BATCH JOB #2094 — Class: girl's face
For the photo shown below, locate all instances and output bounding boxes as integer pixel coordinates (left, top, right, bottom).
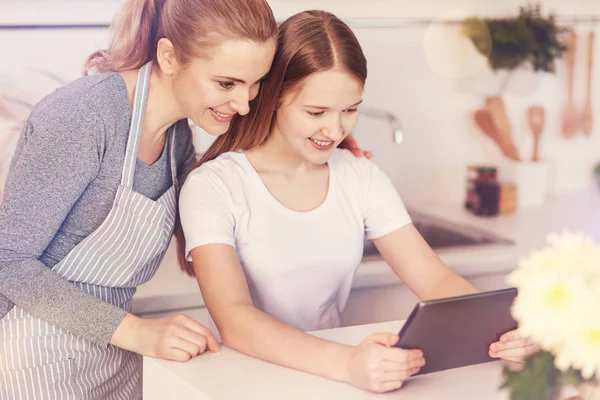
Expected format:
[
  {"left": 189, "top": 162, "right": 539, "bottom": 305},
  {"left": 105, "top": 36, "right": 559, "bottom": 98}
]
[
  {"left": 272, "top": 69, "right": 364, "bottom": 165},
  {"left": 171, "top": 38, "right": 277, "bottom": 136}
]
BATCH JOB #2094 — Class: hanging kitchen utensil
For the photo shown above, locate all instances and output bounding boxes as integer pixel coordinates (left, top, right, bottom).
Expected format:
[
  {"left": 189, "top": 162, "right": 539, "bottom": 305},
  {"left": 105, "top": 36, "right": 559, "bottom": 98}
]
[
  {"left": 527, "top": 105, "right": 545, "bottom": 162},
  {"left": 484, "top": 97, "right": 520, "bottom": 161},
  {"left": 474, "top": 108, "right": 520, "bottom": 161},
  {"left": 582, "top": 30, "right": 595, "bottom": 136},
  {"left": 562, "top": 30, "right": 579, "bottom": 139}
]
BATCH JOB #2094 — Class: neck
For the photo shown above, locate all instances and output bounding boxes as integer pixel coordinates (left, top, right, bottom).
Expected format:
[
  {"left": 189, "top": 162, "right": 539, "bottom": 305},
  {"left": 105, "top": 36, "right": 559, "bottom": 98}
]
[
  {"left": 248, "top": 127, "right": 323, "bottom": 178},
  {"left": 140, "top": 65, "right": 185, "bottom": 143}
]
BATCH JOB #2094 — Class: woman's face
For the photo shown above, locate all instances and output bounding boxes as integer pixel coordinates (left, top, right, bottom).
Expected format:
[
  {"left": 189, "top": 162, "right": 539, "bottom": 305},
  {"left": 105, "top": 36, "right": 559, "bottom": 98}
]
[
  {"left": 171, "top": 38, "right": 277, "bottom": 136},
  {"left": 272, "top": 69, "right": 364, "bottom": 165}
]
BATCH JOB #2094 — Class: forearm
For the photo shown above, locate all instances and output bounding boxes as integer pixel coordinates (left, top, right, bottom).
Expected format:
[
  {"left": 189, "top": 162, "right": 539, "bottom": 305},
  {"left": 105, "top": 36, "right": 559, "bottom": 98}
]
[
  {"left": 421, "top": 270, "right": 478, "bottom": 301},
  {"left": 220, "top": 304, "right": 353, "bottom": 383},
  {"left": 0, "top": 259, "right": 127, "bottom": 346}
]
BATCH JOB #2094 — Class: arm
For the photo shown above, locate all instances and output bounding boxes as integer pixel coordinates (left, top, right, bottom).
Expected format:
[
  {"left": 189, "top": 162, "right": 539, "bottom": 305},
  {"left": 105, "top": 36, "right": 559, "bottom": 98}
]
[
  {"left": 373, "top": 224, "right": 477, "bottom": 301},
  {"left": 375, "top": 228, "right": 539, "bottom": 362},
  {"left": 190, "top": 244, "right": 424, "bottom": 392},
  {"left": 191, "top": 244, "right": 352, "bottom": 381},
  {"left": 0, "top": 117, "right": 126, "bottom": 346}
]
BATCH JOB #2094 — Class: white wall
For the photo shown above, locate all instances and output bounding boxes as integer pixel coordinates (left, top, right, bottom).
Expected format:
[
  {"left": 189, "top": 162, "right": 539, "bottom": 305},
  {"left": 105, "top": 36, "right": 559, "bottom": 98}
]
[{"left": 2, "top": 0, "right": 600, "bottom": 204}]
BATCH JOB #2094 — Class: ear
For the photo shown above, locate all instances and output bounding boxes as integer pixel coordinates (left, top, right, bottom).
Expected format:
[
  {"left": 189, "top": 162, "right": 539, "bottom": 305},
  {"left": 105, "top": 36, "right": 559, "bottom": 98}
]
[{"left": 156, "top": 38, "right": 179, "bottom": 76}]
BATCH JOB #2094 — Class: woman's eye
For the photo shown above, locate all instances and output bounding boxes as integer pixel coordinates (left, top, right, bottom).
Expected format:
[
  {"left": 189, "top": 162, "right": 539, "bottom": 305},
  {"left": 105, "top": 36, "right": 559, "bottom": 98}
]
[
  {"left": 345, "top": 108, "right": 358, "bottom": 113},
  {"left": 218, "top": 81, "right": 235, "bottom": 90},
  {"left": 307, "top": 111, "right": 325, "bottom": 117}
]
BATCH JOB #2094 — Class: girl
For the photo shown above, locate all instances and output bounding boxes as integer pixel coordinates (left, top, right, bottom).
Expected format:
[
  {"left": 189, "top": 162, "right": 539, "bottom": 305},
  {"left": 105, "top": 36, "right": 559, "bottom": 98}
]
[{"left": 179, "top": 10, "right": 540, "bottom": 393}]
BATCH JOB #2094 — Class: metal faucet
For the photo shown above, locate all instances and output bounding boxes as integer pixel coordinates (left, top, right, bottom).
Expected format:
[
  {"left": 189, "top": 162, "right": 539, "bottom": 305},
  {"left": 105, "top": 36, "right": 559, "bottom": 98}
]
[{"left": 358, "top": 106, "right": 404, "bottom": 144}]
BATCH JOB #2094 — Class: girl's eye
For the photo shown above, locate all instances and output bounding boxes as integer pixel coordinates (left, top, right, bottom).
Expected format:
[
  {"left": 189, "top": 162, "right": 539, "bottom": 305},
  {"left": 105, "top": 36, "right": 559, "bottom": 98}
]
[
  {"left": 307, "top": 111, "right": 325, "bottom": 117},
  {"left": 345, "top": 108, "right": 358, "bottom": 113},
  {"left": 218, "top": 81, "right": 235, "bottom": 90}
]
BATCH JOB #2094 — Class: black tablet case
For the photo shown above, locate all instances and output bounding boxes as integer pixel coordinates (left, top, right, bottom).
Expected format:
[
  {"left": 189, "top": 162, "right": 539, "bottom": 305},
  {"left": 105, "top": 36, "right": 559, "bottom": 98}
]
[{"left": 396, "top": 288, "right": 518, "bottom": 375}]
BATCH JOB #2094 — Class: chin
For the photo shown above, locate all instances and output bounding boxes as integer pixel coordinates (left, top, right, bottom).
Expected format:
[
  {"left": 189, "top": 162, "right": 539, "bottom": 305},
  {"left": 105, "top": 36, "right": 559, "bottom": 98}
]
[
  {"left": 307, "top": 152, "right": 334, "bottom": 165},
  {"left": 194, "top": 118, "right": 231, "bottom": 137}
]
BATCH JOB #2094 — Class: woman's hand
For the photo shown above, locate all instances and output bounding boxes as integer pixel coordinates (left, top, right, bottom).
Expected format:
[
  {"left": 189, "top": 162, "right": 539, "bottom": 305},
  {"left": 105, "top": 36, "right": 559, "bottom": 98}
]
[
  {"left": 345, "top": 332, "right": 424, "bottom": 393},
  {"left": 340, "top": 133, "right": 373, "bottom": 159},
  {"left": 111, "top": 313, "right": 220, "bottom": 361},
  {"left": 488, "top": 329, "right": 540, "bottom": 363}
]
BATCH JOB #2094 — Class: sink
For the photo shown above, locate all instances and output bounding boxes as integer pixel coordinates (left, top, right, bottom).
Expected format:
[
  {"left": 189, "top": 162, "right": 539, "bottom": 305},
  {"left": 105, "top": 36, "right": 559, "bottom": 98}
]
[{"left": 362, "top": 209, "right": 513, "bottom": 257}]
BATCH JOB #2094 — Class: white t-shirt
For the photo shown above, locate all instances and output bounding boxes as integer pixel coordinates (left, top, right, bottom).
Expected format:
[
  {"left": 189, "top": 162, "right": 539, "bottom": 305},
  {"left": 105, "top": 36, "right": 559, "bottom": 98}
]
[{"left": 179, "top": 149, "right": 411, "bottom": 332}]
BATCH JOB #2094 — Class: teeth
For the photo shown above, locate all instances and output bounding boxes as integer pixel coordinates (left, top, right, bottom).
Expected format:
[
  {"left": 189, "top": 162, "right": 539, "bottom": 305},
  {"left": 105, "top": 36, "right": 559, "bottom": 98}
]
[
  {"left": 310, "top": 138, "right": 332, "bottom": 147},
  {"left": 212, "top": 109, "right": 231, "bottom": 118}
]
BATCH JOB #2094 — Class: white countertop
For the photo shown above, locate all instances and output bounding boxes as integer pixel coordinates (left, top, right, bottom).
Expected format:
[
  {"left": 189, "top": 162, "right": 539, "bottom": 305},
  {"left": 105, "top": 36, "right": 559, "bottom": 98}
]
[
  {"left": 132, "top": 188, "right": 600, "bottom": 314},
  {"left": 143, "top": 320, "right": 510, "bottom": 400}
]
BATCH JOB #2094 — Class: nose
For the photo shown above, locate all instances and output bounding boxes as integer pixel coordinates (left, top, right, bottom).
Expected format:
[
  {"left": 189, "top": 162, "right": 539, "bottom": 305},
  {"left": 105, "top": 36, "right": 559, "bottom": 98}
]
[
  {"left": 322, "top": 120, "right": 345, "bottom": 141},
  {"left": 230, "top": 90, "right": 251, "bottom": 116}
]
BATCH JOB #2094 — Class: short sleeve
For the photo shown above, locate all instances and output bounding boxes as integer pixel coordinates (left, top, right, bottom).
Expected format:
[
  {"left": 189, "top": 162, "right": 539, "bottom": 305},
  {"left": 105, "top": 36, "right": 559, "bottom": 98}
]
[
  {"left": 363, "top": 160, "right": 411, "bottom": 239},
  {"left": 179, "top": 168, "right": 236, "bottom": 261}
]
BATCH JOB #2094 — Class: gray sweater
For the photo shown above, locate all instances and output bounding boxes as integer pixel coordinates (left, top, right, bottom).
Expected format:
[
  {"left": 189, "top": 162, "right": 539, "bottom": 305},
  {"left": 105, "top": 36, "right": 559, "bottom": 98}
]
[{"left": 0, "top": 72, "right": 196, "bottom": 347}]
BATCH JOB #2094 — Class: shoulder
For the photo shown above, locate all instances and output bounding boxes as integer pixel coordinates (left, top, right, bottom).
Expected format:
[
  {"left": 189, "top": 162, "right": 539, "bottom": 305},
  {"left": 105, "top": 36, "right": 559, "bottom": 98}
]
[
  {"left": 27, "top": 72, "right": 128, "bottom": 144},
  {"left": 181, "top": 151, "right": 247, "bottom": 195},
  {"left": 330, "top": 148, "right": 381, "bottom": 183}
]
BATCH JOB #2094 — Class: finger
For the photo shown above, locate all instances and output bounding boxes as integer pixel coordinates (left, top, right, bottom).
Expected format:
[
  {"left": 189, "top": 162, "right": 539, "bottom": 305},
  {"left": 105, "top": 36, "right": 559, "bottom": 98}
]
[
  {"left": 166, "top": 347, "right": 193, "bottom": 362},
  {"left": 176, "top": 327, "right": 208, "bottom": 354},
  {"left": 169, "top": 336, "right": 201, "bottom": 358},
  {"left": 344, "top": 133, "right": 358, "bottom": 147},
  {"left": 382, "top": 347, "right": 424, "bottom": 364},
  {"left": 366, "top": 333, "right": 399, "bottom": 347},
  {"left": 378, "top": 380, "right": 404, "bottom": 393},
  {"left": 179, "top": 316, "right": 220, "bottom": 352},
  {"left": 382, "top": 366, "right": 420, "bottom": 381},
  {"left": 490, "top": 344, "right": 540, "bottom": 360},
  {"left": 365, "top": 151, "right": 373, "bottom": 159},
  {"left": 350, "top": 147, "right": 365, "bottom": 157},
  {"left": 490, "top": 337, "right": 533, "bottom": 352},
  {"left": 384, "top": 356, "right": 425, "bottom": 371},
  {"left": 499, "top": 329, "right": 524, "bottom": 342}
]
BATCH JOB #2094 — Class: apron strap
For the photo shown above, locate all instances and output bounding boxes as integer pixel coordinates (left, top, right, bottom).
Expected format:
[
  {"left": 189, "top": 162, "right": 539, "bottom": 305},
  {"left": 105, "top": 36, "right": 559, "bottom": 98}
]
[
  {"left": 121, "top": 61, "right": 153, "bottom": 188},
  {"left": 169, "top": 124, "right": 178, "bottom": 187}
]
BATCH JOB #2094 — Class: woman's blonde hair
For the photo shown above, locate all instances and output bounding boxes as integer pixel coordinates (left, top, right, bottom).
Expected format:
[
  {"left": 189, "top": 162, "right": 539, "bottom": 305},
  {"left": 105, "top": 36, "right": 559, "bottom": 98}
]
[{"left": 84, "top": 0, "right": 278, "bottom": 74}]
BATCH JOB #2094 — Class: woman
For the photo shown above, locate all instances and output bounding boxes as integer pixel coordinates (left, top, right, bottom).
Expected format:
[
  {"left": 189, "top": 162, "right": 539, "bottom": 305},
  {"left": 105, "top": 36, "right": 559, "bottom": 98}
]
[
  {"left": 0, "top": 0, "right": 282, "bottom": 398},
  {"left": 178, "top": 10, "right": 541, "bottom": 393}
]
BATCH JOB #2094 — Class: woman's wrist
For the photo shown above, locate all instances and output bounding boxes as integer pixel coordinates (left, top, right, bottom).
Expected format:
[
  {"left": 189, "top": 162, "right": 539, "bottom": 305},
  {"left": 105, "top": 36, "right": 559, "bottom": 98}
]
[{"left": 109, "top": 312, "right": 140, "bottom": 348}]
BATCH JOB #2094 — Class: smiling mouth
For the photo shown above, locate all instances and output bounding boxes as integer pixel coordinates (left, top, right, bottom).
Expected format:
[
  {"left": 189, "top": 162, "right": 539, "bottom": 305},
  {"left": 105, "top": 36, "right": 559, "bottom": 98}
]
[
  {"left": 309, "top": 138, "right": 335, "bottom": 150},
  {"left": 209, "top": 108, "right": 235, "bottom": 122}
]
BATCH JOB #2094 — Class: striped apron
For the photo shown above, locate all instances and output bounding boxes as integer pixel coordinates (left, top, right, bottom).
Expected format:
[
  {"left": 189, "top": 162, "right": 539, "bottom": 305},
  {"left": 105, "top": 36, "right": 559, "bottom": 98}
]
[{"left": 0, "top": 61, "right": 178, "bottom": 400}]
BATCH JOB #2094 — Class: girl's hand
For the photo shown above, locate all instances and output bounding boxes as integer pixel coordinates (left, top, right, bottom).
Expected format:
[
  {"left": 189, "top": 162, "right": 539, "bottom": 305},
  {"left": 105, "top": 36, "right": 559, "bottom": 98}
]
[
  {"left": 489, "top": 329, "right": 540, "bottom": 363},
  {"left": 345, "top": 332, "right": 424, "bottom": 393}
]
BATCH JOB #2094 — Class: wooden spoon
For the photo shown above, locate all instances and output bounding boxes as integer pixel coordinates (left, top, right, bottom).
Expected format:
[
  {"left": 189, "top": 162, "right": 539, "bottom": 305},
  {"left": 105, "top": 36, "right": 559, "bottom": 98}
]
[
  {"left": 562, "top": 30, "right": 579, "bottom": 139},
  {"left": 582, "top": 31, "right": 595, "bottom": 136},
  {"left": 474, "top": 108, "right": 520, "bottom": 161},
  {"left": 484, "top": 97, "right": 520, "bottom": 161},
  {"left": 527, "top": 105, "right": 545, "bottom": 162}
]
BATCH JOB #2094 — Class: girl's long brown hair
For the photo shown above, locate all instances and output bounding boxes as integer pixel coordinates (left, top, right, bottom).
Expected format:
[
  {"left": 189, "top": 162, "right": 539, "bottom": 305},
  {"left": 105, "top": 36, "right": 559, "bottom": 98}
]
[{"left": 176, "top": 10, "right": 367, "bottom": 276}]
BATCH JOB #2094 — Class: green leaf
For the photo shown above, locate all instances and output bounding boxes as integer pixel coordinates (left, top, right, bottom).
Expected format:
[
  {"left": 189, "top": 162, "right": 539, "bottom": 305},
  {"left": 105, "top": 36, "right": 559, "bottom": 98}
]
[
  {"left": 460, "top": 3, "right": 568, "bottom": 74},
  {"left": 501, "top": 351, "right": 562, "bottom": 400}
]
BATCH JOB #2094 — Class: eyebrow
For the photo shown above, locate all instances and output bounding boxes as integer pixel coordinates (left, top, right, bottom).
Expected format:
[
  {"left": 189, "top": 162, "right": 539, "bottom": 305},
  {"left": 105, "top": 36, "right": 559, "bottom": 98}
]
[
  {"left": 214, "top": 72, "right": 269, "bottom": 85},
  {"left": 303, "top": 100, "right": 363, "bottom": 110}
]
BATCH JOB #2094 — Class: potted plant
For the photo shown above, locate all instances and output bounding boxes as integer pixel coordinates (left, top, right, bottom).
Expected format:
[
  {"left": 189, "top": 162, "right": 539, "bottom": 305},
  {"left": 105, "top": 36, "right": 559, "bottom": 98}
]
[
  {"left": 462, "top": 4, "right": 569, "bottom": 208},
  {"left": 503, "top": 232, "right": 600, "bottom": 399}
]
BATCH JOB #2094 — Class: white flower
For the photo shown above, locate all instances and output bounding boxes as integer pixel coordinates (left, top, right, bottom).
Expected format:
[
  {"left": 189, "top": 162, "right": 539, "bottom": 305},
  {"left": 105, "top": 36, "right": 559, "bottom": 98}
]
[{"left": 507, "top": 231, "right": 600, "bottom": 378}]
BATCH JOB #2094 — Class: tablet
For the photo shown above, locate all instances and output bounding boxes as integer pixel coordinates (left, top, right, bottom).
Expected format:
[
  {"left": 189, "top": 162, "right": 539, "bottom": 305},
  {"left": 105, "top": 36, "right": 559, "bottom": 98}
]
[{"left": 395, "top": 288, "right": 518, "bottom": 375}]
